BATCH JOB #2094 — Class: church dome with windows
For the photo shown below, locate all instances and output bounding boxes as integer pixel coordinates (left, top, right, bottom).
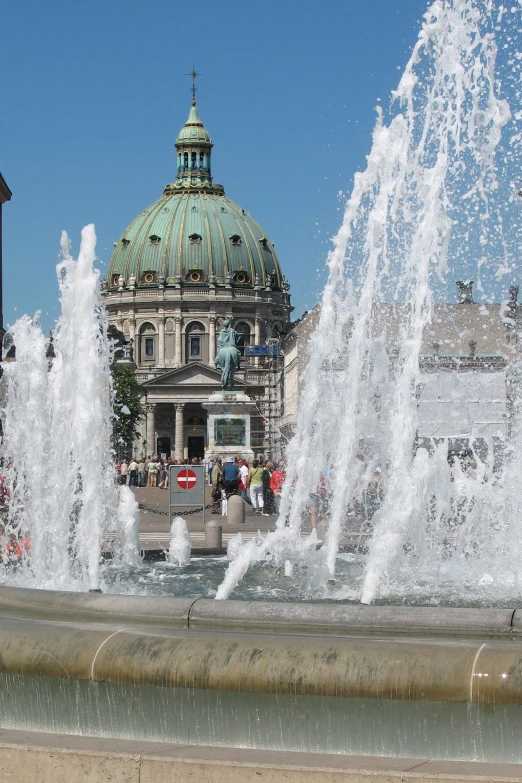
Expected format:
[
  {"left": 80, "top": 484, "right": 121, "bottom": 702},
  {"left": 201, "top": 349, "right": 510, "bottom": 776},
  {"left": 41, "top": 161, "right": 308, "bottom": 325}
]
[
  {"left": 106, "top": 102, "right": 284, "bottom": 292},
  {"left": 102, "top": 90, "right": 291, "bottom": 463}
]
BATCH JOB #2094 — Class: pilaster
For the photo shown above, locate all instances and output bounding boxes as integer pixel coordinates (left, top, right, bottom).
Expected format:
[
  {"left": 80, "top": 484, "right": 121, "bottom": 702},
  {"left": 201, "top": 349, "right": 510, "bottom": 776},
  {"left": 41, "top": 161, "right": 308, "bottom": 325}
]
[
  {"left": 146, "top": 404, "right": 156, "bottom": 456},
  {"left": 158, "top": 313, "right": 165, "bottom": 368},
  {"left": 209, "top": 316, "right": 216, "bottom": 366},
  {"left": 174, "top": 317, "right": 182, "bottom": 365},
  {"left": 174, "top": 403, "right": 185, "bottom": 461}
]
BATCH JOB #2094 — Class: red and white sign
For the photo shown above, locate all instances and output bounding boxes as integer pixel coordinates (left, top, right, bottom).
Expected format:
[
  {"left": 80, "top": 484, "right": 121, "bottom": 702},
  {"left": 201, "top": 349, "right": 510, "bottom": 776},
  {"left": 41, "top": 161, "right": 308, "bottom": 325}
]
[{"left": 176, "top": 469, "right": 198, "bottom": 490}]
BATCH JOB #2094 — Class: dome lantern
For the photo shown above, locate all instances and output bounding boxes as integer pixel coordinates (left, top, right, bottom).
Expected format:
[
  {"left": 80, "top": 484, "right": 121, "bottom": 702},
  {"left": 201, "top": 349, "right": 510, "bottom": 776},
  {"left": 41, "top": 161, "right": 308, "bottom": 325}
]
[{"left": 164, "top": 99, "right": 224, "bottom": 196}]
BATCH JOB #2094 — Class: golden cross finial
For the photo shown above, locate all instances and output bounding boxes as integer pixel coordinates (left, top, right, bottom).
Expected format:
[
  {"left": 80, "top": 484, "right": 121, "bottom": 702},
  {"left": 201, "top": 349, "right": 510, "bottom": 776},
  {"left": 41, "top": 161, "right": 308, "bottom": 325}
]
[{"left": 185, "top": 65, "right": 202, "bottom": 106}]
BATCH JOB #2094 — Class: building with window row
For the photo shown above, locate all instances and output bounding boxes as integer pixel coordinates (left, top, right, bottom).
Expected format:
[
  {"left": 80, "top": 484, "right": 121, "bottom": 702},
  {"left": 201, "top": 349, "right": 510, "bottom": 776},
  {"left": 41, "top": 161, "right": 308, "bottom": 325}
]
[
  {"left": 281, "top": 282, "right": 522, "bottom": 471},
  {"left": 102, "top": 98, "right": 292, "bottom": 460}
]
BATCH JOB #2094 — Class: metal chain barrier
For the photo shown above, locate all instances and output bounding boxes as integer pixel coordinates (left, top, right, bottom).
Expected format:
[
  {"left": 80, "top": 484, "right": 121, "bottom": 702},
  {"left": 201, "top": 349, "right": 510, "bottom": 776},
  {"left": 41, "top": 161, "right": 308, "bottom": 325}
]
[{"left": 137, "top": 503, "right": 213, "bottom": 516}]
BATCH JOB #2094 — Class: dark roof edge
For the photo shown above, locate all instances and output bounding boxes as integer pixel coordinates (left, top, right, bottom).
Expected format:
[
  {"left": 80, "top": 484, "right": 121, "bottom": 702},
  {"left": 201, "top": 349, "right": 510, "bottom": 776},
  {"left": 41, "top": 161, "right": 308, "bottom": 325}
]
[{"left": 0, "top": 172, "right": 12, "bottom": 204}]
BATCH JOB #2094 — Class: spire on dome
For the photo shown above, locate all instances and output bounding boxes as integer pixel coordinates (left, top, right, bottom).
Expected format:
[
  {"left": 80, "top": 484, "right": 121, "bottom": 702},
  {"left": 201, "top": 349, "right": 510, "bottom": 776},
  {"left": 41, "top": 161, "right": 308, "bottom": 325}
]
[{"left": 184, "top": 65, "right": 201, "bottom": 107}]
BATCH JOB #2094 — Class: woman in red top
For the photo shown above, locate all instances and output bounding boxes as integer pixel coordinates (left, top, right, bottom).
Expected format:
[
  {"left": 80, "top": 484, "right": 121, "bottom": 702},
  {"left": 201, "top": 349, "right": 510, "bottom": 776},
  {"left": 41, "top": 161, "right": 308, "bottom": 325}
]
[{"left": 270, "top": 460, "right": 285, "bottom": 514}]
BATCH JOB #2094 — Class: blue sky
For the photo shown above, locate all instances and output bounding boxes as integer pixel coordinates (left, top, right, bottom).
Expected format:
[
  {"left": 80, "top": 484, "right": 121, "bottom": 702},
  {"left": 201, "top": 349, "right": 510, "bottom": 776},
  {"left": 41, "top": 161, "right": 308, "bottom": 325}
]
[{"left": 2, "top": 0, "right": 437, "bottom": 332}]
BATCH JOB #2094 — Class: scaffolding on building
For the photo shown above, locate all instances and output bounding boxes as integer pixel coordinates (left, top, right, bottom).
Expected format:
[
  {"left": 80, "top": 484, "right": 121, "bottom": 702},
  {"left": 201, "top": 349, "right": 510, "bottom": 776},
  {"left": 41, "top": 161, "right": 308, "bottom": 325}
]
[{"left": 239, "top": 342, "right": 284, "bottom": 459}]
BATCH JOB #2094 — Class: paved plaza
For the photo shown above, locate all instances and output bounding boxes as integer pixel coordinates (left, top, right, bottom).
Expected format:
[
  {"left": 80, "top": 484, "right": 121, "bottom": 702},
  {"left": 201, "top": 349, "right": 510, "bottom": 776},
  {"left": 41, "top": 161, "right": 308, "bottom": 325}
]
[
  {"left": 134, "top": 485, "right": 278, "bottom": 552},
  {"left": 133, "top": 486, "right": 370, "bottom": 553}
]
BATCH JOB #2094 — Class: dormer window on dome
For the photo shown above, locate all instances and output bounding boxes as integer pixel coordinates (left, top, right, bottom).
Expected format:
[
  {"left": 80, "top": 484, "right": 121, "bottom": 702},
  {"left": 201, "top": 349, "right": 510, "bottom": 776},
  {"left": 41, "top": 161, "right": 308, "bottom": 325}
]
[
  {"left": 189, "top": 233, "right": 202, "bottom": 245},
  {"left": 111, "top": 274, "right": 120, "bottom": 287},
  {"left": 259, "top": 237, "right": 269, "bottom": 249},
  {"left": 121, "top": 238, "right": 130, "bottom": 247},
  {"left": 233, "top": 271, "right": 249, "bottom": 285},
  {"left": 186, "top": 269, "right": 204, "bottom": 283},
  {"left": 149, "top": 235, "right": 161, "bottom": 246},
  {"left": 229, "top": 234, "right": 242, "bottom": 246},
  {"left": 141, "top": 271, "right": 157, "bottom": 284}
]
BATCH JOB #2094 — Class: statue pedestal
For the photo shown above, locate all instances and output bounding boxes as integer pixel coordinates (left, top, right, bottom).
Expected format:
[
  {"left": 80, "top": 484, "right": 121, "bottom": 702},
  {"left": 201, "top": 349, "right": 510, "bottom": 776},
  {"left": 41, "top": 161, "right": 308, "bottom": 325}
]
[{"left": 203, "top": 392, "right": 256, "bottom": 462}]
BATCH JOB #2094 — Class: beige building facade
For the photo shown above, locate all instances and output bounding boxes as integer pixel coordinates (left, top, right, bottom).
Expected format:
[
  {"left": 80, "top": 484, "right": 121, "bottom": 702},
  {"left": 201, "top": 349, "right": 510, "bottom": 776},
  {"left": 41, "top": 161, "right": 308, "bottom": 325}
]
[{"left": 280, "top": 282, "right": 522, "bottom": 460}]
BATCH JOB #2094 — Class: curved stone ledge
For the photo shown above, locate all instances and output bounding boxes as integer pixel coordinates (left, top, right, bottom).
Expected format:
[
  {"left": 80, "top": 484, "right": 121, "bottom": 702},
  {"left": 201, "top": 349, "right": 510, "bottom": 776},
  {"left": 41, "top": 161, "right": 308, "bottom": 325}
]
[
  {"left": 0, "top": 586, "right": 518, "bottom": 638},
  {"left": 189, "top": 598, "right": 518, "bottom": 638},
  {"left": 0, "top": 586, "right": 193, "bottom": 628},
  {"left": 0, "top": 614, "right": 521, "bottom": 703}
]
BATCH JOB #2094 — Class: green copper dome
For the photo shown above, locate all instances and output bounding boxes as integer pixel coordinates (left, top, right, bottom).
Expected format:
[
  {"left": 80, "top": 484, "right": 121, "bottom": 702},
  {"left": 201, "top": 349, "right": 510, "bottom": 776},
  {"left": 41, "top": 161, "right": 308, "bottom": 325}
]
[
  {"left": 106, "top": 101, "right": 283, "bottom": 290},
  {"left": 107, "top": 192, "right": 281, "bottom": 288}
]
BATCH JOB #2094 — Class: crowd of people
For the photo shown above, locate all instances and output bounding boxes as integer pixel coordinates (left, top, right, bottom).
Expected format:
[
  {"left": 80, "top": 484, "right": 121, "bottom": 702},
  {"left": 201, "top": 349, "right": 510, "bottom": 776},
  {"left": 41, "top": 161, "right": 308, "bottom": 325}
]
[
  {"left": 0, "top": 477, "right": 28, "bottom": 565},
  {"left": 209, "top": 457, "right": 286, "bottom": 516},
  {"left": 0, "top": 523, "right": 30, "bottom": 564},
  {"left": 116, "top": 454, "right": 287, "bottom": 517},
  {"left": 116, "top": 456, "right": 205, "bottom": 489}
]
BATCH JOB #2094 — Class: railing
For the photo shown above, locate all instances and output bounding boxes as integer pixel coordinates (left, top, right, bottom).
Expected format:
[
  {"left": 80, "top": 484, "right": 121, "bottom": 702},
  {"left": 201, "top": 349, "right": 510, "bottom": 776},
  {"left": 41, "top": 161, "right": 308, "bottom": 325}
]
[
  {"left": 182, "top": 288, "right": 209, "bottom": 297},
  {"left": 245, "top": 372, "right": 269, "bottom": 385}
]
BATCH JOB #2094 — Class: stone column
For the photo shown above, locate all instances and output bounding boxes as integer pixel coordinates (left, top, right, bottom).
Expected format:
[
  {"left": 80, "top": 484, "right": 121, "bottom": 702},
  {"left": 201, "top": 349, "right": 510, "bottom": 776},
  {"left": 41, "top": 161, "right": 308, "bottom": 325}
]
[
  {"left": 174, "top": 403, "right": 184, "bottom": 461},
  {"left": 158, "top": 314, "right": 165, "bottom": 368},
  {"left": 128, "top": 315, "right": 135, "bottom": 343},
  {"left": 128, "top": 317, "right": 136, "bottom": 363},
  {"left": 146, "top": 404, "right": 155, "bottom": 456},
  {"left": 254, "top": 319, "right": 261, "bottom": 366},
  {"left": 174, "top": 316, "right": 182, "bottom": 365},
  {"left": 209, "top": 316, "right": 216, "bottom": 365}
]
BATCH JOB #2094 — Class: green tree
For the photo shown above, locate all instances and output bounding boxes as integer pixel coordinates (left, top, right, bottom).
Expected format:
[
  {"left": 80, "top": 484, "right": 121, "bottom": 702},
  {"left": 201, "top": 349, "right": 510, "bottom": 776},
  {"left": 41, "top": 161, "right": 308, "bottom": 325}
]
[{"left": 112, "top": 364, "right": 144, "bottom": 459}]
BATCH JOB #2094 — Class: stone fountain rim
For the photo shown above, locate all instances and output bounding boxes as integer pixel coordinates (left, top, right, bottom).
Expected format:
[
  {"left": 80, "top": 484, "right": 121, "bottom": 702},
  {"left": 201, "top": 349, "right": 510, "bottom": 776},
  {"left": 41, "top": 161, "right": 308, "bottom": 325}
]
[
  {"left": 0, "top": 584, "right": 519, "bottom": 638},
  {"left": 0, "top": 585, "right": 522, "bottom": 704}
]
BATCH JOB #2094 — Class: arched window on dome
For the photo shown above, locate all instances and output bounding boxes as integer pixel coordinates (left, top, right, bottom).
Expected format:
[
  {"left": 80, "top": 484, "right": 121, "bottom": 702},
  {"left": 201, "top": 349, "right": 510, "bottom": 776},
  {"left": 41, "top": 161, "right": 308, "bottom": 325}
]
[
  {"left": 235, "top": 322, "right": 251, "bottom": 357},
  {"left": 185, "top": 321, "right": 206, "bottom": 363},
  {"left": 138, "top": 322, "right": 157, "bottom": 365},
  {"left": 191, "top": 151, "right": 197, "bottom": 170}
]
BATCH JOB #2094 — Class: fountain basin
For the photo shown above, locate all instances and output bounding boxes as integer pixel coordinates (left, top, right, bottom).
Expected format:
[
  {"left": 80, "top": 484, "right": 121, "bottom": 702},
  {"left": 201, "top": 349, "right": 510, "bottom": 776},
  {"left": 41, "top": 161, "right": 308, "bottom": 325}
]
[{"left": 1, "top": 586, "right": 522, "bottom": 767}]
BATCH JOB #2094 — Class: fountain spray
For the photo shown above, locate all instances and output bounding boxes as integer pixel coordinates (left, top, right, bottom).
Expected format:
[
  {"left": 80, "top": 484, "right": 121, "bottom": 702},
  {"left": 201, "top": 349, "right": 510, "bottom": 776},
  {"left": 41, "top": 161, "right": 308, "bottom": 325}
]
[
  {"left": 216, "top": 0, "right": 522, "bottom": 603},
  {"left": 0, "top": 225, "right": 138, "bottom": 590}
]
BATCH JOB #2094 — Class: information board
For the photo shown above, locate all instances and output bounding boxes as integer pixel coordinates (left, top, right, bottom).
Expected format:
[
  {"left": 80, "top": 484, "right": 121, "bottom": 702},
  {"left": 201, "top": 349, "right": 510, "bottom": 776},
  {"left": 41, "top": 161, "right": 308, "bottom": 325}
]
[
  {"left": 214, "top": 417, "right": 246, "bottom": 446},
  {"left": 245, "top": 345, "right": 278, "bottom": 356}
]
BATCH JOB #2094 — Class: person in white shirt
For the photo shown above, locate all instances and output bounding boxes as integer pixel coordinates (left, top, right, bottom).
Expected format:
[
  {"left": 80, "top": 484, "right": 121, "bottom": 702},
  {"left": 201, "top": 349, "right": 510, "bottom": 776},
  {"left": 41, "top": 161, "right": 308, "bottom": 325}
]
[
  {"left": 128, "top": 459, "right": 138, "bottom": 487},
  {"left": 147, "top": 459, "right": 157, "bottom": 487}
]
